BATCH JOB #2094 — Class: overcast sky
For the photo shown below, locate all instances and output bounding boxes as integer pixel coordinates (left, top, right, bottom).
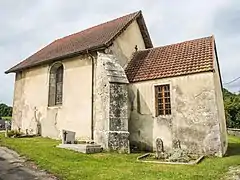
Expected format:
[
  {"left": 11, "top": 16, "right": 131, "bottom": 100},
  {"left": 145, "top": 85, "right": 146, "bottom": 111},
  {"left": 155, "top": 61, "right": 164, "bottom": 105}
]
[{"left": 0, "top": 0, "right": 240, "bottom": 105}]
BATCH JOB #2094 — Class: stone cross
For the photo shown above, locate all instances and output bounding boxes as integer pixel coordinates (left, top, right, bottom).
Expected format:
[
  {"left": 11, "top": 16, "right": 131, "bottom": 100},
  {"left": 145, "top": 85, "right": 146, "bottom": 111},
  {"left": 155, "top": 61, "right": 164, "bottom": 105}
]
[
  {"left": 62, "top": 130, "right": 76, "bottom": 144},
  {"left": 173, "top": 139, "right": 181, "bottom": 149},
  {"left": 63, "top": 131, "right": 67, "bottom": 142},
  {"left": 156, "top": 138, "right": 164, "bottom": 159}
]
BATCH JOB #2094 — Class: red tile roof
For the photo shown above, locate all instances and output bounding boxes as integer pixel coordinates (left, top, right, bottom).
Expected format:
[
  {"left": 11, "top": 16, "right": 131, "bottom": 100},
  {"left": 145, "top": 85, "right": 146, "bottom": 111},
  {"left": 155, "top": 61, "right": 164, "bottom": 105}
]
[
  {"left": 6, "top": 11, "right": 153, "bottom": 73},
  {"left": 125, "top": 36, "right": 215, "bottom": 82}
]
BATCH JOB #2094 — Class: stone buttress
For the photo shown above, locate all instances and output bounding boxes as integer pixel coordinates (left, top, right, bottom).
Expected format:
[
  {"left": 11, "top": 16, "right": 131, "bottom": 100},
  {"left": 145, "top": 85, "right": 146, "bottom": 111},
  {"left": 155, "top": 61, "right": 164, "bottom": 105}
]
[{"left": 94, "top": 52, "right": 129, "bottom": 153}]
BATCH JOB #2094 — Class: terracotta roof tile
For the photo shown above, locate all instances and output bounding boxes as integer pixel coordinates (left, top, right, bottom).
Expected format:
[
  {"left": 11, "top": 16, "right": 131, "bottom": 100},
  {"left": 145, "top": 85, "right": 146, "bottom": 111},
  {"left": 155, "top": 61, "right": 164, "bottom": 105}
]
[
  {"left": 125, "top": 36, "right": 215, "bottom": 82},
  {"left": 6, "top": 11, "right": 153, "bottom": 73}
]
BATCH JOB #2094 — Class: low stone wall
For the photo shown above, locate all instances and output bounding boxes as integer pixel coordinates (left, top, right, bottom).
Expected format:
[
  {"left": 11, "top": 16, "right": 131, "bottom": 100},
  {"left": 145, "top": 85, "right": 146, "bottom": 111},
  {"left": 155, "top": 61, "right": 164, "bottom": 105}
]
[{"left": 227, "top": 128, "right": 240, "bottom": 137}]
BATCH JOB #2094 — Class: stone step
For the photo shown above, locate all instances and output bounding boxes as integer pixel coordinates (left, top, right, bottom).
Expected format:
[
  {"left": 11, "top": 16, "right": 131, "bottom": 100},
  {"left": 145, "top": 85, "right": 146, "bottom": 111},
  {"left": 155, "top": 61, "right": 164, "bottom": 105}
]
[{"left": 57, "top": 144, "right": 102, "bottom": 154}]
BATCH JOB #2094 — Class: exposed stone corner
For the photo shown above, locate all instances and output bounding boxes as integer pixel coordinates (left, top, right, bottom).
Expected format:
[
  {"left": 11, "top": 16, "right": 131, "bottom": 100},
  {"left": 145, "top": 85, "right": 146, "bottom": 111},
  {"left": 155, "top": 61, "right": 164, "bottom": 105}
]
[{"left": 94, "top": 52, "right": 130, "bottom": 153}]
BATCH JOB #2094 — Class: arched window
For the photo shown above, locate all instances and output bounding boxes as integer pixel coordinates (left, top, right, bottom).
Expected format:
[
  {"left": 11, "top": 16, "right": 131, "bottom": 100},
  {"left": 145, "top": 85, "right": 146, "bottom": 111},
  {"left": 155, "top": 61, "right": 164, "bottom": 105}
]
[{"left": 48, "top": 63, "right": 64, "bottom": 106}]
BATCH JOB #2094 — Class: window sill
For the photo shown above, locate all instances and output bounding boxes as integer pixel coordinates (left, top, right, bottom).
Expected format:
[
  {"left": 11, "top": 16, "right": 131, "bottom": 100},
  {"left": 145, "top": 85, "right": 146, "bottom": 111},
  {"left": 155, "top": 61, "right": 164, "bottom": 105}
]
[
  {"left": 47, "top": 105, "right": 62, "bottom": 110},
  {"left": 155, "top": 114, "right": 172, "bottom": 118}
]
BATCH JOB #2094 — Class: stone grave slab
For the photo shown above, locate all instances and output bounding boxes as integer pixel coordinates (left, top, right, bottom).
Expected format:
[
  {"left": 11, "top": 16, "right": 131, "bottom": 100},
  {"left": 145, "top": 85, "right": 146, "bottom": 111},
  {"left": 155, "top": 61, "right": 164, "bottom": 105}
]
[
  {"left": 62, "top": 130, "right": 75, "bottom": 144},
  {"left": 57, "top": 144, "right": 102, "bottom": 154}
]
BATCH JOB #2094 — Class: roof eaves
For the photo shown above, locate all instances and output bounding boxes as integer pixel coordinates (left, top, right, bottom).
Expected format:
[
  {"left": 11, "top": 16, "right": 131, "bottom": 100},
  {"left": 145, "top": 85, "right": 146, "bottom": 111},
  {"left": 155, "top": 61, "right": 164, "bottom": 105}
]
[
  {"left": 136, "top": 13, "right": 153, "bottom": 48},
  {"left": 129, "top": 69, "right": 215, "bottom": 83},
  {"left": 105, "top": 11, "right": 142, "bottom": 47},
  {"left": 5, "top": 44, "right": 107, "bottom": 74}
]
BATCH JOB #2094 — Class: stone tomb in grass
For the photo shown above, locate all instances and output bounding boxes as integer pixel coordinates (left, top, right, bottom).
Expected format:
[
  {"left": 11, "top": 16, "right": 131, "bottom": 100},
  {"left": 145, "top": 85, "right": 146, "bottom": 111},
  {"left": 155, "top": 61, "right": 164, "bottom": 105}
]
[
  {"left": 137, "top": 138, "right": 204, "bottom": 165},
  {"left": 57, "top": 130, "right": 102, "bottom": 154}
]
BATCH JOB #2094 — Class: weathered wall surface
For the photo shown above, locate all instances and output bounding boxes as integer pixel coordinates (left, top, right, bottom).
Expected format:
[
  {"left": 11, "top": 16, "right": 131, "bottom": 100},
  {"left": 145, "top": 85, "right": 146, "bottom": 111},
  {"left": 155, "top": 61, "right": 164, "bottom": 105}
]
[
  {"left": 109, "top": 20, "right": 146, "bottom": 68},
  {"left": 12, "top": 55, "right": 93, "bottom": 140},
  {"left": 129, "top": 72, "right": 225, "bottom": 156},
  {"left": 93, "top": 53, "right": 111, "bottom": 149},
  {"left": 94, "top": 53, "right": 129, "bottom": 152},
  {"left": 213, "top": 52, "right": 228, "bottom": 155}
]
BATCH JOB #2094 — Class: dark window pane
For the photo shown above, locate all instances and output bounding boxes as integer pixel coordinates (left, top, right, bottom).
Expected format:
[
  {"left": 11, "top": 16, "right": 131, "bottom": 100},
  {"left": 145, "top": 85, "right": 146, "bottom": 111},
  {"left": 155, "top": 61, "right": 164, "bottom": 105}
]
[
  {"left": 56, "top": 66, "right": 63, "bottom": 83},
  {"left": 164, "top": 85, "right": 170, "bottom": 91},
  {"left": 159, "top": 109, "right": 164, "bottom": 115},
  {"left": 165, "top": 92, "right": 170, "bottom": 98},
  {"left": 165, "top": 103, "right": 171, "bottom": 109},
  {"left": 158, "top": 86, "right": 162, "bottom": 92},
  {"left": 166, "top": 109, "right": 171, "bottom": 115},
  {"left": 56, "top": 82, "right": 63, "bottom": 104},
  {"left": 159, "top": 104, "right": 163, "bottom": 109},
  {"left": 165, "top": 98, "right": 170, "bottom": 103}
]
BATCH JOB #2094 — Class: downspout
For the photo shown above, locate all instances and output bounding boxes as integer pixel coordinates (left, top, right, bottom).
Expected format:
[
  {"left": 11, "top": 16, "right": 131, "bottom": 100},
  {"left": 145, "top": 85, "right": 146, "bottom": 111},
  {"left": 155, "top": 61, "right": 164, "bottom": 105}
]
[{"left": 88, "top": 52, "right": 95, "bottom": 141}]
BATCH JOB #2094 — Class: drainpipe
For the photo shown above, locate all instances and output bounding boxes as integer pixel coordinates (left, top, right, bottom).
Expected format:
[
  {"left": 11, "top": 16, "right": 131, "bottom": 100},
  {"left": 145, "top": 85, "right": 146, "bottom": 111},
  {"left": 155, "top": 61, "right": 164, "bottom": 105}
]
[{"left": 88, "top": 52, "right": 95, "bottom": 141}]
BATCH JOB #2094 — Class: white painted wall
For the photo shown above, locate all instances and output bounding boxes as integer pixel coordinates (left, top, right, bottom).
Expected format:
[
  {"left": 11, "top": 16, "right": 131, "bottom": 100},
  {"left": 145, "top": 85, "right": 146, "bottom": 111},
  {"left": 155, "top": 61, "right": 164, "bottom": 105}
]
[
  {"left": 129, "top": 71, "right": 226, "bottom": 156},
  {"left": 110, "top": 20, "right": 146, "bottom": 68},
  {"left": 12, "top": 55, "right": 93, "bottom": 140}
]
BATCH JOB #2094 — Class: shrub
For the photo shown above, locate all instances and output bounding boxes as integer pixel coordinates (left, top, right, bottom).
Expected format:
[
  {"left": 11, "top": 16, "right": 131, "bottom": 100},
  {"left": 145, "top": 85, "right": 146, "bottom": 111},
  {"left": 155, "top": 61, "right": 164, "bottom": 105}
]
[{"left": 7, "top": 130, "right": 23, "bottom": 138}]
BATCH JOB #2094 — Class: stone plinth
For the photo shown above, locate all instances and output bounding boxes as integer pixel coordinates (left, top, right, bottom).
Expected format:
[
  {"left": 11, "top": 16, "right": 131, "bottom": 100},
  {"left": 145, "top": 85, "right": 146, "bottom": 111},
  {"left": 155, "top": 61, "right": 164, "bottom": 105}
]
[
  {"left": 94, "top": 53, "right": 130, "bottom": 153},
  {"left": 57, "top": 144, "right": 102, "bottom": 154}
]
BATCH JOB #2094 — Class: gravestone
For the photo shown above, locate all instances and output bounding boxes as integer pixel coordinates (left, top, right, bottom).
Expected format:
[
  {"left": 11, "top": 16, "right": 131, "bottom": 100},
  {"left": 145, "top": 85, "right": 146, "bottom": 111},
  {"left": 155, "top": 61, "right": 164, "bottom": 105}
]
[
  {"left": 62, "top": 130, "right": 76, "bottom": 144},
  {"left": 172, "top": 139, "right": 181, "bottom": 149},
  {"left": 156, "top": 138, "right": 164, "bottom": 159},
  {"left": 58, "top": 129, "right": 102, "bottom": 154}
]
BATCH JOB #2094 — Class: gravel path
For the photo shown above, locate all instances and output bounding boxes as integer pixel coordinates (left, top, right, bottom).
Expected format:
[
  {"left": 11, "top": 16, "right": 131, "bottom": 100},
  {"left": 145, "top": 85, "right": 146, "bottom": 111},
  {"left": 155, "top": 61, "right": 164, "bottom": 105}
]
[
  {"left": 225, "top": 166, "right": 240, "bottom": 180},
  {"left": 0, "top": 147, "right": 57, "bottom": 180}
]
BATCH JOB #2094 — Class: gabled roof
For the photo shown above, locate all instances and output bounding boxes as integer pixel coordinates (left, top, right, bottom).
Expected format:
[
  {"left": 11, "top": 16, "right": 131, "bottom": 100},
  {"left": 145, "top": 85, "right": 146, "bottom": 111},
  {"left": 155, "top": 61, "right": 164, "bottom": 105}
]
[
  {"left": 6, "top": 11, "right": 153, "bottom": 73},
  {"left": 125, "top": 36, "right": 215, "bottom": 83}
]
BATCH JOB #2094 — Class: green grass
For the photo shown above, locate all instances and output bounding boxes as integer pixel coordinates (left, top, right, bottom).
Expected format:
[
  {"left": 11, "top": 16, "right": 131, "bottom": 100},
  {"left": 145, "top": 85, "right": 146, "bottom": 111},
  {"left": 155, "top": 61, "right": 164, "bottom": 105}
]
[
  {"left": 0, "top": 134, "right": 240, "bottom": 180},
  {"left": 1, "top": 116, "right": 11, "bottom": 121}
]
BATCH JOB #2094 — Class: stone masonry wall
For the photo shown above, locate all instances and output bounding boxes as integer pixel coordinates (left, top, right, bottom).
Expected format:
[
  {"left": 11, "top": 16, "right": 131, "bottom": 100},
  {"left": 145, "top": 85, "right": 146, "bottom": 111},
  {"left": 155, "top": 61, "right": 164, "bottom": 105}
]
[
  {"left": 94, "top": 52, "right": 129, "bottom": 153},
  {"left": 108, "top": 83, "right": 129, "bottom": 152}
]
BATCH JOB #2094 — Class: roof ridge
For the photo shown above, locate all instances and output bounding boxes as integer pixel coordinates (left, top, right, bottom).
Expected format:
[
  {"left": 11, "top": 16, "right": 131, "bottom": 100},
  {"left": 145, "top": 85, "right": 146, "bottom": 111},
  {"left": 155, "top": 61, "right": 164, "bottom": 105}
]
[
  {"left": 55, "top": 11, "right": 141, "bottom": 42},
  {"left": 135, "top": 36, "right": 214, "bottom": 53},
  {"left": 156, "top": 35, "right": 214, "bottom": 49}
]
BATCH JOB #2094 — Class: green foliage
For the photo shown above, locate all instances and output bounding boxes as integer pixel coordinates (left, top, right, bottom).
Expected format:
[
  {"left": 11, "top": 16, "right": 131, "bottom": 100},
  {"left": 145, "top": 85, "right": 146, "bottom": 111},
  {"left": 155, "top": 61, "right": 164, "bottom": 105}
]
[
  {"left": 223, "top": 88, "right": 240, "bottom": 128},
  {"left": 7, "top": 130, "right": 23, "bottom": 137},
  {"left": 0, "top": 103, "right": 12, "bottom": 117},
  {"left": 1, "top": 116, "right": 12, "bottom": 121}
]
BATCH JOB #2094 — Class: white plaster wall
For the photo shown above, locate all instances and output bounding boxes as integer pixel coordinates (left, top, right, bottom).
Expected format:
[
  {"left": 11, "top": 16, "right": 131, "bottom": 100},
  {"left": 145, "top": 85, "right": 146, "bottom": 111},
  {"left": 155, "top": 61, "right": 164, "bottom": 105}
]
[
  {"left": 213, "top": 53, "right": 228, "bottom": 155},
  {"left": 12, "top": 55, "right": 93, "bottom": 140},
  {"left": 129, "top": 72, "right": 224, "bottom": 156},
  {"left": 109, "top": 20, "right": 146, "bottom": 68}
]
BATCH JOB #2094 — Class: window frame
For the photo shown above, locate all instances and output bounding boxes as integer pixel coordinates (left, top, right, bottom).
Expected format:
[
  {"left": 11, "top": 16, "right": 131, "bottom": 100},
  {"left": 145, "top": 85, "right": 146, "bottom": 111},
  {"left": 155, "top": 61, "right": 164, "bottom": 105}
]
[
  {"left": 48, "top": 63, "right": 64, "bottom": 107},
  {"left": 154, "top": 84, "right": 171, "bottom": 116}
]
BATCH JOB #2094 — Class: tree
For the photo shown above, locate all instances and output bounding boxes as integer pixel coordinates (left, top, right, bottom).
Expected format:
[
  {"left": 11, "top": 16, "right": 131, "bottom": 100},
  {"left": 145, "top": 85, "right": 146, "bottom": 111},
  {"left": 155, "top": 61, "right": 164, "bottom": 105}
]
[
  {"left": 0, "top": 103, "right": 12, "bottom": 117},
  {"left": 223, "top": 88, "right": 240, "bottom": 128}
]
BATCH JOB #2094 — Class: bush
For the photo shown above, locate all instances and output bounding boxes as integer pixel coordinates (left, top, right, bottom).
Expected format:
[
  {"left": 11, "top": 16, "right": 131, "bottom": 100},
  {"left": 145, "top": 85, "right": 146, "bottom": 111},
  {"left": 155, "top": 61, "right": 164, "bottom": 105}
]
[
  {"left": 224, "top": 88, "right": 240, "bottom": 128},
  {"left": 7, "top": 130, "right": 23, "bottom": 138}
]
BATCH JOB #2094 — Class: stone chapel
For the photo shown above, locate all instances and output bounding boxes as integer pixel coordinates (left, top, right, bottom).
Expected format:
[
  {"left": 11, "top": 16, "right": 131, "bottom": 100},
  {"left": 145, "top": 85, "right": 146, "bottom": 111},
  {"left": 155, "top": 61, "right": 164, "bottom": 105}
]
[{"left": 6, "top": 11, "right": 227, "bottom": 156}]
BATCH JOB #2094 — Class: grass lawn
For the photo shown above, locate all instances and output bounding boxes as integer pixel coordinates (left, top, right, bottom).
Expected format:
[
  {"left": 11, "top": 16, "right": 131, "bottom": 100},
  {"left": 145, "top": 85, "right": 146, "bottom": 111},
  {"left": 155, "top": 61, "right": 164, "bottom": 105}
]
[
  {"left": 0, "top": 134, "right": 240, "bottom": 180},
  {"left": 1, "top": 116, "right": 12, "bottom": 121}
]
